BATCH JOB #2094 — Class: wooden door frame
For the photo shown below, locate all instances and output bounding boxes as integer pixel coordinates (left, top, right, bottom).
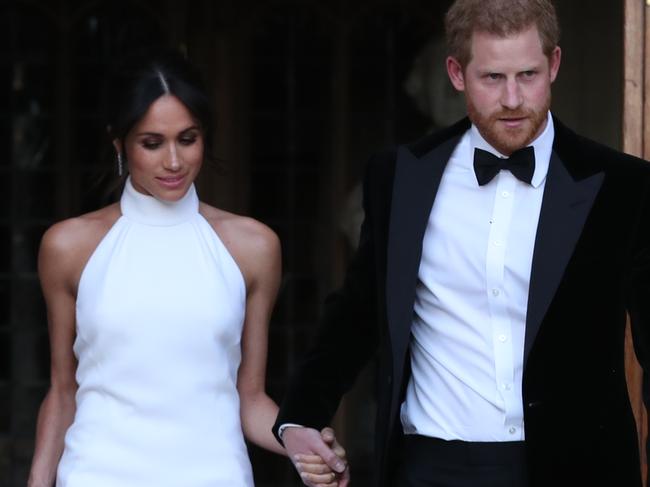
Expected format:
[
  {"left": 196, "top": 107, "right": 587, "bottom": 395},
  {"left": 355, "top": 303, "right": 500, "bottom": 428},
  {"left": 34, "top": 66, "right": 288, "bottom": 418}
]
[{"left": 624, "top": 0, "right": 648, "bottom": 483}]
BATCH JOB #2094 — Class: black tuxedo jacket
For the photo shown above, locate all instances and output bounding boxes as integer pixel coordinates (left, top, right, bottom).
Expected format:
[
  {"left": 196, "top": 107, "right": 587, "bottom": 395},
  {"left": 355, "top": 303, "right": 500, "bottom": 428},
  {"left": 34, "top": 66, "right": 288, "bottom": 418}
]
[{"left": 274, "top": 116, "right": 650, "bottom": 486}]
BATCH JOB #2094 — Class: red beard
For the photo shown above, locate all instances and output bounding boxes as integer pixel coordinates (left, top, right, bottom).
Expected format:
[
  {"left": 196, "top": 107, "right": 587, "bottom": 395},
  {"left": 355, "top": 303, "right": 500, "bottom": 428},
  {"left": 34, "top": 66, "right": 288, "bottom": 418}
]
[{"left": 467, "top": 94, "right": 550, "bottom": 155}]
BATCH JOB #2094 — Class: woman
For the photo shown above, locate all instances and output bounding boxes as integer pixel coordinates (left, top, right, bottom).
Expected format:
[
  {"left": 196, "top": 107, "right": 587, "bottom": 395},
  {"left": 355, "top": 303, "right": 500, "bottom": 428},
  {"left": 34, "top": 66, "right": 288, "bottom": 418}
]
[{"left": 27, "top": 50, "right": 343, "bottom": 487}]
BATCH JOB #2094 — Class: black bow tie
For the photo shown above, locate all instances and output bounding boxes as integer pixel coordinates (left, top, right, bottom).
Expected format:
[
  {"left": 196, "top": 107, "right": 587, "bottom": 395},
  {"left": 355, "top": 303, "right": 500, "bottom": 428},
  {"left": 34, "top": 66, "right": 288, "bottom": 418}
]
[{"left": 473, "top": 146, "right": 535, "bottom": 186}]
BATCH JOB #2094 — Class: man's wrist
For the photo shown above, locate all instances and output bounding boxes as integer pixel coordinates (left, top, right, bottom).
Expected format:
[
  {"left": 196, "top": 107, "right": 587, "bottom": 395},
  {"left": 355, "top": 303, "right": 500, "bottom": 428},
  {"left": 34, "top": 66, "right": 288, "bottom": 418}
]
[{"left": 278, "top": 423, "right": 304, "bottom": 439}]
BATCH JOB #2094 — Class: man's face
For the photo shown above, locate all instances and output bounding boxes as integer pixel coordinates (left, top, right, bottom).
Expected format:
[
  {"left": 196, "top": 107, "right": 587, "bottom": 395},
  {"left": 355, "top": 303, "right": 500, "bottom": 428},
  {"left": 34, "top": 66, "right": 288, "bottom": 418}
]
[{"left": 446, "top": 25, "right": 561, "bottom": 155}]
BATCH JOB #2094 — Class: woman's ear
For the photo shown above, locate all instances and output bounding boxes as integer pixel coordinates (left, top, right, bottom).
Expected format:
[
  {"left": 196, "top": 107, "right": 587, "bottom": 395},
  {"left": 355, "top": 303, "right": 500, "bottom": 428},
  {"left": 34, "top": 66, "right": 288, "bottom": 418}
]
[{"left": 112, "top": 138, "right": 123, "bottom": 156}]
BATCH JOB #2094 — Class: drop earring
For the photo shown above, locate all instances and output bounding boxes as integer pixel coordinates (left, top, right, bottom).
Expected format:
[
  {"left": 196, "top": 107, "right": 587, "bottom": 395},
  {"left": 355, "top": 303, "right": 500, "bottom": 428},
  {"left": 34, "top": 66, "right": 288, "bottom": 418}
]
[{"left": 117, "top": 152, "right": 124, "bottom": 177}]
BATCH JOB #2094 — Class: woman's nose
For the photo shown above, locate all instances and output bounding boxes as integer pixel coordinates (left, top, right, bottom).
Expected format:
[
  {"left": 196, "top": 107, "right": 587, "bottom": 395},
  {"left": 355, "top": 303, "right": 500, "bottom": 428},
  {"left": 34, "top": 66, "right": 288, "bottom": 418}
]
[{"left": 164, "top": 144, "right": 181, "bottom": 170}]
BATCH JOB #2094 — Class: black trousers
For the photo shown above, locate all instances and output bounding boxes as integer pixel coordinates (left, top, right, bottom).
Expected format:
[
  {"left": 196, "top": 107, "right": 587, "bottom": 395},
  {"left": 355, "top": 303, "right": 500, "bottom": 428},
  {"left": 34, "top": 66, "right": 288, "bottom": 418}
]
[{"left": 392, "top": 435, "right": 529, "bottom": 487}]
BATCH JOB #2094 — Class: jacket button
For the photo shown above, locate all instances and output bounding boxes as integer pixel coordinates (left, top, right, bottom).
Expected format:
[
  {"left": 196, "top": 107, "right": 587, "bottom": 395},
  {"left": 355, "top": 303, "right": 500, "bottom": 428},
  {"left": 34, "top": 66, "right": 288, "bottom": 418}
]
[
  {"left": 387, "top": 374, "right": 392, "bottom": 385},
  {"left": 527, "top": 401, "right": 542, "bottom": 409}
]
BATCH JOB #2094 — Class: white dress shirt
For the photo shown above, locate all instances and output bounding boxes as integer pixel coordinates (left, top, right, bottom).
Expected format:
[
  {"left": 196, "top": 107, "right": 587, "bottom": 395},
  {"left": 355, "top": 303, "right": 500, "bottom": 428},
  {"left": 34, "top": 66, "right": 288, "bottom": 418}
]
[{"left": 400, "top": 112, "right": 554, "bottom": 441}]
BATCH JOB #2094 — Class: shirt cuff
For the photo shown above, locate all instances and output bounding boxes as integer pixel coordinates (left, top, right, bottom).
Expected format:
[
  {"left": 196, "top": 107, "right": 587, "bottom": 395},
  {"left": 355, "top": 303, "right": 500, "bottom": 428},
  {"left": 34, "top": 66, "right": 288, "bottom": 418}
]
[{"left": 278, "top": 423, "right": 304, "bottom": 439}]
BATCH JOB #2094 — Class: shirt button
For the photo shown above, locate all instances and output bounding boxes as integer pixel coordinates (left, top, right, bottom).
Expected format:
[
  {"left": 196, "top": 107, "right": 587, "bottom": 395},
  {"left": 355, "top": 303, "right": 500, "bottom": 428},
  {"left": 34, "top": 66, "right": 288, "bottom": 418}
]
[
  {"left": 494, "top": 240, "right": 503, "bottom": 247},
  {"left": 501, "top": 191, "right": 510, "bottom": 198},
  {"left": 498, "top": 334, "right": 507, "bottom": 343},
  {"left": 509, "top": 426, "right": 517, "bottom": 435},
  {"left": 502, "top": 383, "right": 512, "bottom": 391},
  {"left": 492, "top": 288, "right": 500, "bottom": 297}
]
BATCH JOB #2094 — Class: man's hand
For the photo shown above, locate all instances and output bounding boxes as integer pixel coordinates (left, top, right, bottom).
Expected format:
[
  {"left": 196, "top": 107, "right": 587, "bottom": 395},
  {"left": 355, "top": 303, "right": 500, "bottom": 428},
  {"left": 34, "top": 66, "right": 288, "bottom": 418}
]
[
  {"left": 320, "top": 427, "right": 350, "bottom": 487},
  {"left": 283, "top": 426, "right": 349, "bottom": 487}
]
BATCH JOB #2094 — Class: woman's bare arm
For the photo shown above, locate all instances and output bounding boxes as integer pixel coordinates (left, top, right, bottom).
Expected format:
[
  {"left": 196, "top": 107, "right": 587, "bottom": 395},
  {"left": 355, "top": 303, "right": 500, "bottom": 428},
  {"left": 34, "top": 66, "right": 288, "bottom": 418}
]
[
  {"left": 28, "top": 207, "right": 119, "bottom": 487},
  {"left": 28, "top": 221, "right": 81, "bottom": 487}
]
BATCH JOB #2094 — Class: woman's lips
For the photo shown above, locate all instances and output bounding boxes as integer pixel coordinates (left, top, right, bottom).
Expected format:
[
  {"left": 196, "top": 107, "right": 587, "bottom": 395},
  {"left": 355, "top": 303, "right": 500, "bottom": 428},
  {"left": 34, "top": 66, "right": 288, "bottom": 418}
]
[{"left": 156, "top": 175, "right": 185, "bottom": 189}]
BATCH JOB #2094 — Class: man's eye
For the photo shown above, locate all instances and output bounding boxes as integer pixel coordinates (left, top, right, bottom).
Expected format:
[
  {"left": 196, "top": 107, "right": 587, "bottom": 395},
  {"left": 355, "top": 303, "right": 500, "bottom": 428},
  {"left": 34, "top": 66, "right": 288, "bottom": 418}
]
[{"left": 487, "top": 73, "right": 501, "bottom": 80}]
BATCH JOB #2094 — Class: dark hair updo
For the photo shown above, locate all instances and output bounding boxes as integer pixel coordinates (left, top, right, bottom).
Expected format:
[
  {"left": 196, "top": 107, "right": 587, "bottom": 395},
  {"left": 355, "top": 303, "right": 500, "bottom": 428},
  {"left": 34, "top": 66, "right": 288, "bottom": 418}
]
[{"left": 107, "top": 49, "right": 215, "bottom": 163}]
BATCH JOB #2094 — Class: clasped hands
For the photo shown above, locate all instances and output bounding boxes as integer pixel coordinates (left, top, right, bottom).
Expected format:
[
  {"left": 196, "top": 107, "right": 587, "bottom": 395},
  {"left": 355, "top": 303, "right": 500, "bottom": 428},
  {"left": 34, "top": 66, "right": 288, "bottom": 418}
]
[{"left": 283, "top": 426, "right": 350, "bottom": 487}]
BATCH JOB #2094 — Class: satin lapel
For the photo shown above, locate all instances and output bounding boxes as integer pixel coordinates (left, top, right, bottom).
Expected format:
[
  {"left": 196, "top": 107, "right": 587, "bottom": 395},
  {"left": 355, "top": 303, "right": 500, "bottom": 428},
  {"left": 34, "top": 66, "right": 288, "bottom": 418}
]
[
  {"left": 523, "top": 151, "right": 604, "bottom": 365},
  {"left": 386, "top": 137, "right": 460, "bottom": 371}
]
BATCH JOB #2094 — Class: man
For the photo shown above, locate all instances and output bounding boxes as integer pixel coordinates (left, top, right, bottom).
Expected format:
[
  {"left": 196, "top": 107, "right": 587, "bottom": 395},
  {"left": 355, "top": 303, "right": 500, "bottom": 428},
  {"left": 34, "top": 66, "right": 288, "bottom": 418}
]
[{"left": 274, "top": 1, "right": 650, "bottom": 486}]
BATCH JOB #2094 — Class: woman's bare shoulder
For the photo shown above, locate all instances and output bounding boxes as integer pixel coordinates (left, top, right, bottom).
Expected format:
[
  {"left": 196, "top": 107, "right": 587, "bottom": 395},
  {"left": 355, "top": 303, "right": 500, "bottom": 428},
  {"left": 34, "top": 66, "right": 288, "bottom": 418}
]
[
  {"left": 42, "top": 204, "right": 121, "bottom": 254},
  {"left": 199, "top": 203, "right": 279, "bottom": 252},
  {"left": 199, "top": 203, "right": 280, "bottom": 281},
  {"left": 39, "top": 204, "right": 122, "bottom": 288}
]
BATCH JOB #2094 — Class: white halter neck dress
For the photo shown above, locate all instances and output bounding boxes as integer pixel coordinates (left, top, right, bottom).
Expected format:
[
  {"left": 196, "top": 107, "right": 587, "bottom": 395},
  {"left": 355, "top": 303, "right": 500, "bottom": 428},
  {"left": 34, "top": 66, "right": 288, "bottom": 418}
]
[{"left": 56, "top": 178, "right": 253, "bottom": 486}]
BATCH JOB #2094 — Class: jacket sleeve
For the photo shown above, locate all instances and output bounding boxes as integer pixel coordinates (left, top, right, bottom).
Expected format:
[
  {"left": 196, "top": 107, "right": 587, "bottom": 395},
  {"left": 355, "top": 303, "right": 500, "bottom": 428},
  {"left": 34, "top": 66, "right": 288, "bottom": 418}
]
[{"left": 273, "top": 151, "right": 394, "bottom": 442}]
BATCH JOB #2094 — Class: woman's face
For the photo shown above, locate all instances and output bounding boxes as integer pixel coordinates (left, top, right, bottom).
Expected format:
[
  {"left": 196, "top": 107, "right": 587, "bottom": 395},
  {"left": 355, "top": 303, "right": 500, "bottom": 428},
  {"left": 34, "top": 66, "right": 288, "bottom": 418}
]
[{"left": 117, "top": 94, "right": 204, "bottom": 202}]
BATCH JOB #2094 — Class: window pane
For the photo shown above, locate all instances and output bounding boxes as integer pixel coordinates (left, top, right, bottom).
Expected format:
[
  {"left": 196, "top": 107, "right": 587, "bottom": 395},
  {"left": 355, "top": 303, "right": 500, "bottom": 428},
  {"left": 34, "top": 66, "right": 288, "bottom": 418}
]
[
  {"left": 14, "top": 279, "right": 45, "bottom": 329},
  {"left": 13, "top": 225, "right": 46, "bottom": 273},
  {"left": 0, "top": 227, "right": 10, "bottom": 273},
  {"left": 0, "top": 331, "right": 9, "bottom": 382},
  {"left": 15, "top": 170, "right": 56, "bottom": 219},
  {"left": 0, "top": 386, "right": 9, "bottom": 434},
  {"left": 0, "top": 280, "right": 9, "bottom": 325}
]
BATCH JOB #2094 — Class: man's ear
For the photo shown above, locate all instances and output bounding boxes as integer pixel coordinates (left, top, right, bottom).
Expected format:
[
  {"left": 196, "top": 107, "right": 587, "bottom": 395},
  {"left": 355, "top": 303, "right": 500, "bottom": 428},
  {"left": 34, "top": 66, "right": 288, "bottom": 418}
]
[
  {"left": 548, "top": 46, "right": 561, "bottom": 83},
  {"left": 446, "top": 56, "right": 466, "bottom": 92}
]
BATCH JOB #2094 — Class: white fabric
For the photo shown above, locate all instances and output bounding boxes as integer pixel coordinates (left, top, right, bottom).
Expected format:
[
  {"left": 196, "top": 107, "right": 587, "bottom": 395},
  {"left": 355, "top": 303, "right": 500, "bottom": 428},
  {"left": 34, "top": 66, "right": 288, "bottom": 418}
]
[
  {"left": 400, "top": 112, "right": 554, "bottom": 441},
  {"left": 57, "top": 178, "right": 253, "bottom": 486}
]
